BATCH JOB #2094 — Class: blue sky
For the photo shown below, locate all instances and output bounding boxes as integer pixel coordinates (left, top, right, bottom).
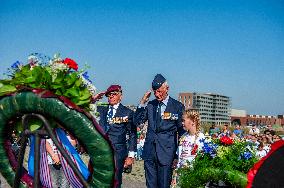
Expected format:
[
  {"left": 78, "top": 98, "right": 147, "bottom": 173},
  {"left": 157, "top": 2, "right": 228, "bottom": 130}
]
[{"left": 1, "top": 0, "right": 283, "bottom": 115}]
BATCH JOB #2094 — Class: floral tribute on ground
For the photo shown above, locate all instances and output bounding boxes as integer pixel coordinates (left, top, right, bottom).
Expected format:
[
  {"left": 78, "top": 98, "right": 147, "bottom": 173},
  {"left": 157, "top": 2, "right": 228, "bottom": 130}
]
[{"left": 177, "top": 136, "right": 258, "bottom": 188}]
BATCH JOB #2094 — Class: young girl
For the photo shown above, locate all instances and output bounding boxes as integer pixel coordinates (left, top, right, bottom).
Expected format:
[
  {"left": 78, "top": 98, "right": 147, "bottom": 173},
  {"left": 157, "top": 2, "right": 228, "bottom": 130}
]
[
  {"left": 177, "top": 109, "right": 205, "bottom": 168},
  {"left": 172, "top": 109, "right": 205, "bottom": 186}
]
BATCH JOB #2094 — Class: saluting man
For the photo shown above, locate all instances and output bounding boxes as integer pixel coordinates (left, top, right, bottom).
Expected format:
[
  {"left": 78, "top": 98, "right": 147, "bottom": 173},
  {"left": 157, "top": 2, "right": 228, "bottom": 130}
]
[
  {"left": 95, "top": 85, "right": 137, "bottom": 188},
  {"left": 134, "top": 74, "right": 185, "bottom": 188}
]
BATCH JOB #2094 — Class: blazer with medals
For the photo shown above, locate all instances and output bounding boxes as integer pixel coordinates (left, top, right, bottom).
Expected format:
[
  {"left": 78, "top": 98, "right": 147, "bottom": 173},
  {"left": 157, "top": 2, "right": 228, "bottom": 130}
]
[
  {"left": 97, "top": 104, "right": 137, "bottom": 156},
  {"left": 134, "top": 96, "right": 185, "bottom": 165}
]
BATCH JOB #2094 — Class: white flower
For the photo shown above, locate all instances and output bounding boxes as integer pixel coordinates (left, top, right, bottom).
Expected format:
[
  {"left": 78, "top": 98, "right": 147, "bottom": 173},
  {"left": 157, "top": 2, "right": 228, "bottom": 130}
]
[
  {"left": 80, "top": 74, "right": 96, "bottom": 96},
  {"left": 89, "top": 103, "right": 97, "bottom": 116},
  {"left": 48, "top": 54, "right": 69, "bottom": 81},
  {"left": 28, "top": 55, "right": 40, "bottom": 64}
]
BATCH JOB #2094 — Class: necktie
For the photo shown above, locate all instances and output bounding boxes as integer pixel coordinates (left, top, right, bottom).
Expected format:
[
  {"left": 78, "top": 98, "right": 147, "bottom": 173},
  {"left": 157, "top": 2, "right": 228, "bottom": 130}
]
[
  {"left": 106, "top": 106, "right": 114, "bottom": 132},
  {"left": 156, "top": 102, "right": 162, "bottom": 131},
  {"left": 108, "top": 106, "right": 114, "bottom": 119}
]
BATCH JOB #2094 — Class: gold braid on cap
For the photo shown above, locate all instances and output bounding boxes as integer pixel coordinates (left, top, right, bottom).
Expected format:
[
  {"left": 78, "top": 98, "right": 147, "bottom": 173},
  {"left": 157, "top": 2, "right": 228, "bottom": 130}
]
[{"left": 183, "top": 109, "right": 201, "bottom": 137}]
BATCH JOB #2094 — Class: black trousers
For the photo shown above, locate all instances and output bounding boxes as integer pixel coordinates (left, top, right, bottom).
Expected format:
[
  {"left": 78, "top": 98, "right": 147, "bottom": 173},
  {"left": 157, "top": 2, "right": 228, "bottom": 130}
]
[{"left": 114, "top": 145, "right": 127, "bottom": 188}]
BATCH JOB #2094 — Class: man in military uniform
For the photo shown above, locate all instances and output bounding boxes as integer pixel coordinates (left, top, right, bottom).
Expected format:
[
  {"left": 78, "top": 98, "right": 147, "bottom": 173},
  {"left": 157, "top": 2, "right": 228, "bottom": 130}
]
[
  {"left": 96, "top": 85, "right": 137, "bottom": 188},
  {"left": 134, "top": 74, "right": 185, "bottom": 188}
]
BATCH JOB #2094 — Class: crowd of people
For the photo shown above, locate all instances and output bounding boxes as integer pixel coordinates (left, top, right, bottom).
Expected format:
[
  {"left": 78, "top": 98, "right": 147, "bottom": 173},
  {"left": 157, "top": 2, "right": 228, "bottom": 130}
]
[{"left": 208, "top": 122, "right": 282, "bottom": 159}]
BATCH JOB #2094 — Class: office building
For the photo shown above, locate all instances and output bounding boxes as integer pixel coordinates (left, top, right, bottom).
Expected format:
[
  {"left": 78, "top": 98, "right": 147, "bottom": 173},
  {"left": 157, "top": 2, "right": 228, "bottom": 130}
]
[{"left": 179, "top": 92, "right": 231, "bottom": 125}]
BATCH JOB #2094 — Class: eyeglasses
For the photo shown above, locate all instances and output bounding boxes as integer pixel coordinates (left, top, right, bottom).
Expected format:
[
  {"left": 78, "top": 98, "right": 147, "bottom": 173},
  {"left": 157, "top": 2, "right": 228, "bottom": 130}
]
[{"left": 107, "top": 92, "right": 121, "bottom": 97}]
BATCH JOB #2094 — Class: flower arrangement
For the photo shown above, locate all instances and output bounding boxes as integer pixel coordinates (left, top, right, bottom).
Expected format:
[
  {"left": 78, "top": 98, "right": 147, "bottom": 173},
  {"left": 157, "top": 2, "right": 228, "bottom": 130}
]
[
  {"left": 0, "top": 53, "right": 97, "bottom": 112},
  {"left": 177, "top": 136, "right": 258, "bottom": 188},
  {"left": 0, "top": 53, "right": 116, "bottom": 188}
]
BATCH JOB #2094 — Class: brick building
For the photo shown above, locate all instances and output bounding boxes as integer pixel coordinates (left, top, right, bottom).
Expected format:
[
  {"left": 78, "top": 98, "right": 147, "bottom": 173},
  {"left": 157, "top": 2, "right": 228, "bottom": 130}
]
[{"left": 231, "top": 111, "right": 284, "bottom": 126}]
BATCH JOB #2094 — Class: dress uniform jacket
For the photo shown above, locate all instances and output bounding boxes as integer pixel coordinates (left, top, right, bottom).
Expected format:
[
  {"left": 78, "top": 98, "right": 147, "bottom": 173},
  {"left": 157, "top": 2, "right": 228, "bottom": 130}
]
[
  {"left": 134, "top": 97, "right": 184, "bottom": 165},
  {"left": 97, "top": 103, "right": 137, "bottom": 187}
]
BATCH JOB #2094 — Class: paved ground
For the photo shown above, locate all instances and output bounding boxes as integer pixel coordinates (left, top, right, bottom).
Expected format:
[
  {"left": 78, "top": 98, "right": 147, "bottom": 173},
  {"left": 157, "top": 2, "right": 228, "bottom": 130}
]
[
  {"left": 0, "top": 173, "right": 10, "bottom": 188},
  {"left": 122, "top": 160, "right": 146, "bottom": 188}
]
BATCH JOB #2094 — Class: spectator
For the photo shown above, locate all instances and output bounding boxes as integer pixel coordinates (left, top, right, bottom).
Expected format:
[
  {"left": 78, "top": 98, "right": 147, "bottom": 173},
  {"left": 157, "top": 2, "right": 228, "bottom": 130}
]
[
  {"left": 264, "top": 124, "right": 276, "bottom": 136},
  {"left": 261, "top": 136, "right": 271, "bottom": 152},
  {"left": 230, "top": 132, "right": 239, "bottom": 141},
  {"left": 233, "top": 125, "right": 243, "bottom": 138},
  {"left": 209, "top": 124, "right": 219, "bottom": 137},
  {"left": 219, "top": 124, "right": 230, "bottom": 137},
  {"left": 250, "top": 134, "right": 260, "bottom": 149},
  {"left": 273, "top": 135, "right": 282, "bottom": 142},
  {"left": 265, "top": 132, "right": 273, "bottom": 144},
  {"left": 136, "top": 134, "right": 145, "bottom": 161},
  {"left": 249, "top": 124, "right": 260, "bottom": 135},
  {"left": 137, "top": 127, "right": 141, "bottom": 139},
  {"left": 10, "top": 130, "right": 20, "bottom": 158},
  {"left": 256, "top": 142, "right": 268, "bottom": 158}
]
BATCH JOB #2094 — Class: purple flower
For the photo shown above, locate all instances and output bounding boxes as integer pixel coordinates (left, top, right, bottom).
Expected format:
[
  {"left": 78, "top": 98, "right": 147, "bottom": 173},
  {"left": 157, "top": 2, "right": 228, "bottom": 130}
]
[
  {"left": 241, "top": 151, "right": 252, "bottom": 160},
  {"left": 203, "top": 142, "right": 218, "bottom": 158},
  {"left": 82, "top": 72, "right": 92, "bottom": 83},
  {"left": 28, "top": 53, "right": 50, "bottom": 66},
  {"left": 11, "top": 61, "right": 21, "bottom": 69}
]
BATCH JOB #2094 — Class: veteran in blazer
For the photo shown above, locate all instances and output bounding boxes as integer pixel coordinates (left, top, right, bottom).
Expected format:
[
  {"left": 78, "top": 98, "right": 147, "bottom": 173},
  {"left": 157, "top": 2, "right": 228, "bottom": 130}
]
[
  {"left": 134, "top": 74, "right": 185, "bottom": 188},
  {"left": 96, "top": 85, "right": 137, "bottom": 188}
]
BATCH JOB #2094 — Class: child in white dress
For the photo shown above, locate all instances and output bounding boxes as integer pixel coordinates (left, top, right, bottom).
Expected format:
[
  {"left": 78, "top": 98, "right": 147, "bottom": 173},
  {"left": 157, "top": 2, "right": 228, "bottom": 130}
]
[{"left": 172, "top": 109, "right": 204, "bottom": 186}]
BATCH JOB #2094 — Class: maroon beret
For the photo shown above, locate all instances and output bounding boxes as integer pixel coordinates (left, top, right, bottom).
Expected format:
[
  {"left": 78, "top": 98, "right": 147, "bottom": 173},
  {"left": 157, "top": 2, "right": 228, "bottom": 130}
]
[{"left": 105, "top": 85, "right": 122, "bottom": 96}]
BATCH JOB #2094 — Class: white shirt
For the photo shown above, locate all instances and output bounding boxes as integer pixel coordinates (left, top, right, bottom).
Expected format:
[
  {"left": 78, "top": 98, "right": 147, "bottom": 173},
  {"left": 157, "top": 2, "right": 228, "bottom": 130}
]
[
  {"left": 137, "top": 138, "right": 145, "bottom": 149},
  {"left": 159, "top": 95, "right": 169, "bottom": 115},
  {"left": 256, "top": 149, "right": 267, "bottom": 158},
  {"left": 249, "top": 127, "right": 260, "bottom": 135},
  {"left": 107, "top": 103, "right": 120, "bottom": 118},
  {"left": 177, "top": 132, "right": 205, "bottom": 168}
]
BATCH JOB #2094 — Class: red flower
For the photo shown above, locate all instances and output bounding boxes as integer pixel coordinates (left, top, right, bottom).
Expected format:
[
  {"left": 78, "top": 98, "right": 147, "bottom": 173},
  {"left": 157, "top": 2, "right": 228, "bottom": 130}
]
[
  {"left": 63, "top": 58, "right": 78, "bottom": 71},
  {"left": 220, "top": 136, "right": 233, "bottom": 145},
  {"left": 191, "top": 144, "right": 198, "bottom": 155}
]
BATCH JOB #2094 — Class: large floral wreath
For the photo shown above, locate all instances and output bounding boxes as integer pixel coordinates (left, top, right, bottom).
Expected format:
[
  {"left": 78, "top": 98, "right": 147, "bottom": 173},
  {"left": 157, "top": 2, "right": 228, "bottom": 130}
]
[{"left": 0, "top": 53, "right": 115, "bottom": 187}]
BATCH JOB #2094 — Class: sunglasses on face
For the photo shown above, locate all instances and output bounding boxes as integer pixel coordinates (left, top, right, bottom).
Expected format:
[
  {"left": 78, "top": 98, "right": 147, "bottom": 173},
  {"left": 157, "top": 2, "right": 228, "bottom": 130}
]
[{"left": 107, "top": 92, "right": 121, "bottom": 97}]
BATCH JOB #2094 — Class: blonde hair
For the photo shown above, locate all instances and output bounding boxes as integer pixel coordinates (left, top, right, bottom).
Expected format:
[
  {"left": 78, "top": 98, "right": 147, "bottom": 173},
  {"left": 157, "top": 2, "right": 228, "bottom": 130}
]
[{"left": 183, "top": 109, "right": 201, "bottom": 135}]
